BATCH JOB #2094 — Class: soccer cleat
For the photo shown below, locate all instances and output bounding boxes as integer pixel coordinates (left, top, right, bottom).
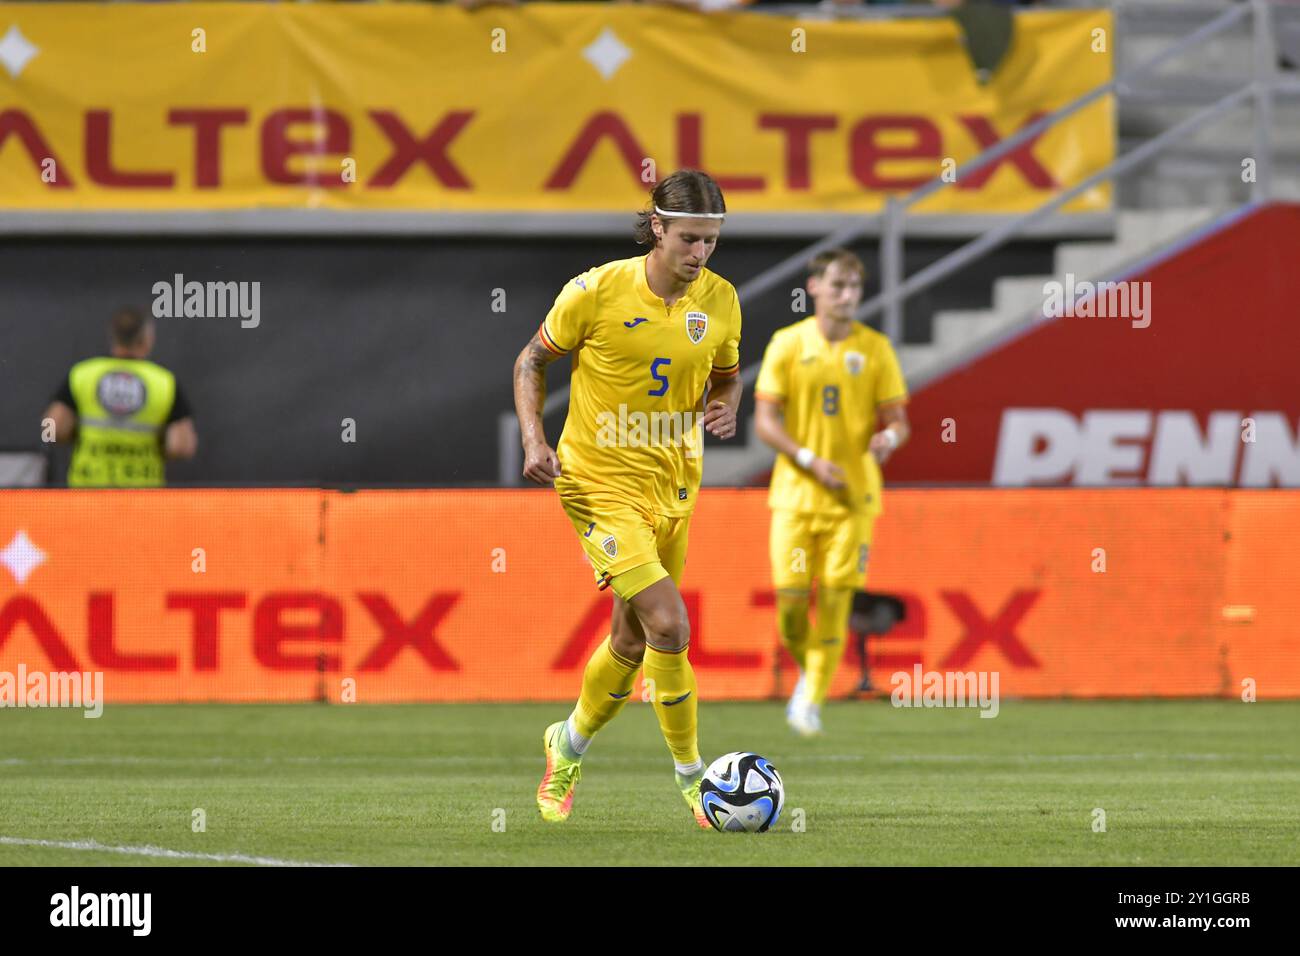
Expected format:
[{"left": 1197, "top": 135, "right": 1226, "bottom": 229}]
[
  {"left": 676, "top": 769, "right": 711, "bottom": 830},
  {"left": 537, "top": 720, "right": 582, "bottom": 823},
  {"left": 788, "top": 700, "right": 823, "bottom": 738},
  {"left": 786, "top": 670, "right": 807, "bottom": 720}
]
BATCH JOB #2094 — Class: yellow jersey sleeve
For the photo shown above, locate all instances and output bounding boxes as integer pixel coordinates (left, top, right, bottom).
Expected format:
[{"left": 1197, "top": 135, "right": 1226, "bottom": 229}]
[
  {"left": 711, "top": 288, "right": 742, "bottom": 376},
  {"left": 753, "top": 328, "right": 793, "bottom": 401},
  {"left": 539, "top": 272, "right": 596, "bottom": 355},
  {"left": 875, "top": 339, "right": 908, "bottom": 406}
]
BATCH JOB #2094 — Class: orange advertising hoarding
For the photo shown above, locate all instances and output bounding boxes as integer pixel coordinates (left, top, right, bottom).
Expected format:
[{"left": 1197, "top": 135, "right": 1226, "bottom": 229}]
[{"left": 0, "top": 489, "right": 1296, "bottom": 702}]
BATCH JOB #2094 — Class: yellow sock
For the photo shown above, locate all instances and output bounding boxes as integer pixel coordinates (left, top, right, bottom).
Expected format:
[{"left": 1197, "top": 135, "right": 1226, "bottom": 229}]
[
  {"left": 776, "top": 590, "right": 811, "bottom": 670},
  {"left": 572, "top": 636, "right": 641, "bottom": 741},
  {"left": 643, "top": 644, "right": 701, "bottom": 768},
  {"left": 805, "top": 587, "right": 853, "bottom": 705}
]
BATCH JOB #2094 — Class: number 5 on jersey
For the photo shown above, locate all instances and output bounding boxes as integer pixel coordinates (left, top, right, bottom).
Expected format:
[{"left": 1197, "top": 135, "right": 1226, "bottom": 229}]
[{"left": 648, "top": 357, "right": 672, "bottom": 396}]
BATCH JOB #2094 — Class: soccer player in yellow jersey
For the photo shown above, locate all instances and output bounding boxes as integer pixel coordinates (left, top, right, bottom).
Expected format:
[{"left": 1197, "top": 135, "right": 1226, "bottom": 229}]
[
  {"left": 754, "top": 249, "right": 910, "bottom": 737},
  {"left": 512, "top": 170, "right": 743, "bottom": 827}
]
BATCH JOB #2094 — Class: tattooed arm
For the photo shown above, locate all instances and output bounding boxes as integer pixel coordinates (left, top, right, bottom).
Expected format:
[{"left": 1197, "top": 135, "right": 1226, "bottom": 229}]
[{"left": 512, "top": 333, "right": 565, "bottom": 485}]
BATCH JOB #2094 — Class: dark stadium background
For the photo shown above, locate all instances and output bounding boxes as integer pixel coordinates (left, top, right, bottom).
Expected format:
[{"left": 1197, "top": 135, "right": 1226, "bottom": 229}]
[{"left": 1, "top": 238, "right": 1053, "bottom": 485}]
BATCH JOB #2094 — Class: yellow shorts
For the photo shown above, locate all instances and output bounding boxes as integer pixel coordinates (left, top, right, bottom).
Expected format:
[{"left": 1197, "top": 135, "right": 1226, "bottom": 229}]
[
  {"left": 769, "top": 508, "right": 876, "bottom": 592},
  {"left": 560, "top": 491, "right": 691, "bottom": 601}
]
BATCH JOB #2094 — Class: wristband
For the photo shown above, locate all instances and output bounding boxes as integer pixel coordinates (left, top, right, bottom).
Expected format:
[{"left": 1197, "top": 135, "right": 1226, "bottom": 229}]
[
  {"left": 880, "top": 427, "right": 899, "bottom": 450},
  {"left": 795, "top": 447, "right": 815, "bottom": 469}
]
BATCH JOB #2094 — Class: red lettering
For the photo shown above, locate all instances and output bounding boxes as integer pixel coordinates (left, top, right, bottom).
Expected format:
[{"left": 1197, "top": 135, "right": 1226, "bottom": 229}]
[
  {"left": 758, "top": 114, "right": 837, "bottom": 190},
  {"left": 166, "top": 592, "right": 247, "bottom": 670},
  {"left": 88, "top": 593, "right": 176, "bottom": 671},
  {"left": 0, "top": 110, "right": 73, "bottom": 187},
  {"left": 682, "top": 592, "right": 762, "bottom": 668},
  {"left": 676, "top": 114, "right": 764, "bottom": 191},
  {"left": 861, "top": 592, "right": 927, "bottom": 670},
  {"left": 545, "top": 112, "right": 649, "bottom": 189},
  {"left": 356, "top": 593, "right": 460, "bottom": 671},
  {"left": 0, "top": 596, "right": 82, "bottom": 670},
  {"left": 368, "top": 110, "right": 472, "bottom": 188},
  {"left": 939, "top": 590, "right": 1041, "bottom": 668},
  {"left": 260, "top": 108, "right": 350, "bottom": 187},
  {"left": 168, "top": 109, "right": 248, "bottom": 188},
  {"left": 85, "top": 110, "right": 174, "bottom": 187},
  {"left": 550, "top": 596, "right": 614, "bottom": 670},
  {"left": 753, "top": 589, "right": 927, "bottom": 672},
  {"left": 552, "top": 592, "right": 762, "bottom": 669},
  {"left": 849, "top": 115, "right": 941, "bottom": 191},
  {"left": 254, "top": 592, "right": 343, "bottom": 670},
  {"left": 956, "top": 113, "right": 1056, "bottom": 190}
]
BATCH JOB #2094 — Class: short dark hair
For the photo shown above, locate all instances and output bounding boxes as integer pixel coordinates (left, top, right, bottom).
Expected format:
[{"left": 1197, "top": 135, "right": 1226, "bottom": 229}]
[
  {"left": 109, "top": 307, "right": 151, "bottom": 347},
  {"left": 808, "top": 248, "right": 867, "bottom": 281},
  {"left": 633, "top": 169, "right": 726, "bottom": 246}
]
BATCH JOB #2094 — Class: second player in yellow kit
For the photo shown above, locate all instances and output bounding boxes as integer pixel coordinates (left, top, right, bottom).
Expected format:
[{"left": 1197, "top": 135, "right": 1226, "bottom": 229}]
[{"left": 755, "top": 249, "right": 910, "bottom": 736}]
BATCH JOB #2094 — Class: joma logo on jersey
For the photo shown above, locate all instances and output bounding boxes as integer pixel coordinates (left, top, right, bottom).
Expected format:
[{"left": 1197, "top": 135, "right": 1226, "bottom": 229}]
[{"left": 685, "top": 311, "right": 708, "bottom": 344}]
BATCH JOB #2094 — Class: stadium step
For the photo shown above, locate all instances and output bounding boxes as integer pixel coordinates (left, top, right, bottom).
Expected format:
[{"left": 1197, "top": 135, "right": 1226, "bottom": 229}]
[{"left": 897, "top": 206, "right": 1222, "bottom": 382}]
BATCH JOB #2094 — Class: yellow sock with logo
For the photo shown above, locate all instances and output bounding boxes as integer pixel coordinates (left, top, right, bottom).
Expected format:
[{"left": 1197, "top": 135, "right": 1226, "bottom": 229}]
[
  {"left": 643, "top": 644, "right": 701, "bottom": 771},
  {"left": 776, "top": 590, "right": 811, "bottom": 671},
  {"left": 569, "top": 636, "right": 641, "bottom": 754},
  {"left": 805, "top": 587, "right": 853, "bottom": 705}
]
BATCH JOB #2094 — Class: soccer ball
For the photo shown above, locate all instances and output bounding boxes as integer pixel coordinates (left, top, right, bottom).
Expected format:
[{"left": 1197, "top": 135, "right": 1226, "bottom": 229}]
[{"left": 699, "top": 751, "right": 785, "bottom": 832}]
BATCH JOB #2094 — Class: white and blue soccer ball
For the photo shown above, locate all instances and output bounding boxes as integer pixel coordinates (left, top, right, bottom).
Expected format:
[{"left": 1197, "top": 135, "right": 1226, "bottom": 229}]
[{"left": 699, "top": 752, "right": 785, "bottom": 833}]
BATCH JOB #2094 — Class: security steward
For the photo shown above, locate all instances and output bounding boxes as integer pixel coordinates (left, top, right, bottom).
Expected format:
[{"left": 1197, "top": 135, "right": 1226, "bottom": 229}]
[{"left": 43, "top": 308, "right": 197, "bottom": 486}]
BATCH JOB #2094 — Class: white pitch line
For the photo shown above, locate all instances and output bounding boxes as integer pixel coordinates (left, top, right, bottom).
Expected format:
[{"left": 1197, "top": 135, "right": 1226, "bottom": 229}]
[{"left": 0, "top": 836, "right": 353, "bottom": 868}]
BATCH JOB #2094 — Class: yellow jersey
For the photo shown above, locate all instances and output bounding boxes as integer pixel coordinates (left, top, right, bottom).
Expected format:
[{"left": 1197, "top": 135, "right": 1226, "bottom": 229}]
[
  {"left": 754, "top": 317, "right": 907, "bottom": 517},
  {"left": 541, "top": 254, "right": 742, "bottom": 517}
]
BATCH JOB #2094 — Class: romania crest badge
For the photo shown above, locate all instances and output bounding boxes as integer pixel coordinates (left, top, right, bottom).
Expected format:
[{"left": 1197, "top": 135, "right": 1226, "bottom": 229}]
[{"left": 686, "top": 311, "right": 708, "bottom": 345}]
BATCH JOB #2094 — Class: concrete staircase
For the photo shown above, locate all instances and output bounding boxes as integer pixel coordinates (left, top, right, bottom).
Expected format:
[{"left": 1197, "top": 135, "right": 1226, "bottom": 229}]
[{"left": 908, "top": 206, "right": 1221, "bottom": 382}]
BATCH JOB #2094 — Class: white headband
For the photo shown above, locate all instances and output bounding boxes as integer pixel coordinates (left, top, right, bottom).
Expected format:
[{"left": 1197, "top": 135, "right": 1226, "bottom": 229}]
[{"left": 654, "top": 205, "right": 726, "bottom": 219}]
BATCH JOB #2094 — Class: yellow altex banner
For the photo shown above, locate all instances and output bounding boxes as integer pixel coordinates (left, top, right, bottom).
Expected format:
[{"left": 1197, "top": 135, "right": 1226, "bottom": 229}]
[{"left": 0, "top": 4, "right": 1113, "bottom": 213}]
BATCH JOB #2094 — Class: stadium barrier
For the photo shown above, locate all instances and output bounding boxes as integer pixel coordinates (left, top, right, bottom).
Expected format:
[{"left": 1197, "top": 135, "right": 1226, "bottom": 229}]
[{"left": 1, "top": 488, "right": 1296, "bottom": 702}]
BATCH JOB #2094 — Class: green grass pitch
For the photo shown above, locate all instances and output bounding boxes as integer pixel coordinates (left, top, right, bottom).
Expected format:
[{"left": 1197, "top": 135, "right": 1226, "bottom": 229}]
[{"left": 1, "top": 700, "right": 1297, "bottom": 866}]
